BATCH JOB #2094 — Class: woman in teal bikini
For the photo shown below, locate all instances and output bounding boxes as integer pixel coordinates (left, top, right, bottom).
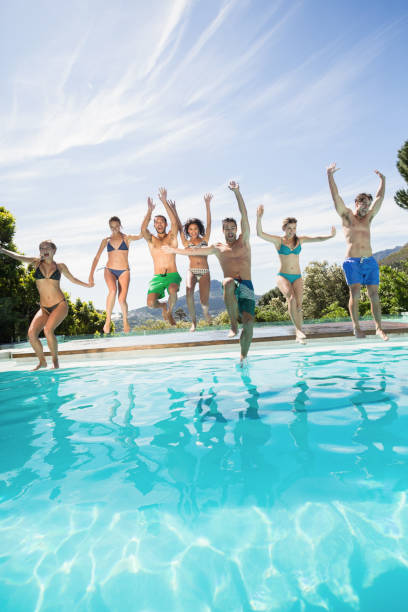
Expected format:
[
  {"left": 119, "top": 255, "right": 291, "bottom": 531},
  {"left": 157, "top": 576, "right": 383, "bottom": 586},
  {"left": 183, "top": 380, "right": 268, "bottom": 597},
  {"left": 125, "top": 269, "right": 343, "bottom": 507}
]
[
  {"left": 256, "top": 207, "right": 336, "bottom": 343},
  {"left": 89, "top": 216, "right": 142, "bottom": 334},
  {"left": 0, "top": 240, "right": 93, "bottom": 369}
]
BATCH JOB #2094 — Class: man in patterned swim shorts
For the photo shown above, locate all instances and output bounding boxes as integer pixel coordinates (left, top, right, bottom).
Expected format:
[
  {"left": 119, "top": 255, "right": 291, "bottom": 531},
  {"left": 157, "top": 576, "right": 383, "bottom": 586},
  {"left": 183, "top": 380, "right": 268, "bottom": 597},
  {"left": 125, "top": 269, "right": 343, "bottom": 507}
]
[{"left": 327, "top": 163, "right": 388, "bottom": 341}]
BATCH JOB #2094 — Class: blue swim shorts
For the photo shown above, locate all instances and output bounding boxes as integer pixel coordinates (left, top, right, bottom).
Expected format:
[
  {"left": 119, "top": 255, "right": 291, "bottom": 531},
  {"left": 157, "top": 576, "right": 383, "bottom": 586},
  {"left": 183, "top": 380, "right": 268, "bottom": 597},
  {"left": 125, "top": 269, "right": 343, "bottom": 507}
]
[{"left": 342, "top": 256, "right": 379, "bottom": 286}]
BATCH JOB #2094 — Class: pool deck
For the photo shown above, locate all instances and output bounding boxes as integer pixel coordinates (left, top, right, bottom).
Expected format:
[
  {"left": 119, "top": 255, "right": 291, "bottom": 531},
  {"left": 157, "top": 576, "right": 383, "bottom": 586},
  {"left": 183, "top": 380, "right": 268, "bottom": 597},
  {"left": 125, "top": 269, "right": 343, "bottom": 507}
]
[{"left": 1, "top": 320, "right": 407, "bottom": 370}]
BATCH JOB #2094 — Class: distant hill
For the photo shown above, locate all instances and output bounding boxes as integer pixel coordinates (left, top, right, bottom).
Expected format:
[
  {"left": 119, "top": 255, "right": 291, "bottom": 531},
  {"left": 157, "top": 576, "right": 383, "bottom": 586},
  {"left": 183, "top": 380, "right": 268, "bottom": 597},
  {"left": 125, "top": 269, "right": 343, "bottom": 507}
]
[
  {"left": 379, "top": 243, "right": 408, "bottom": 267},
  {"left": 115, "top": 279, "right": 261, "bottom": 329},
  {"left": 372, "top": 246, "right": 402, "bottom": 263}
]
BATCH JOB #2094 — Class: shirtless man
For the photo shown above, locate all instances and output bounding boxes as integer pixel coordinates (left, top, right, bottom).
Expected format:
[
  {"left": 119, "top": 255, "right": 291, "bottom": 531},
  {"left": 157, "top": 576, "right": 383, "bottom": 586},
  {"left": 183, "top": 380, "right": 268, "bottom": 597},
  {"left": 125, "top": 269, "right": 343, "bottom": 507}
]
[
  {"left": 327, "top": 163, "right": 388, "bottom": 340},
  {"left": 141, "top": 187, "right": 181, "bottom": 325},
  {"left": 163, "top": 181, "right": 254, "bottom": 363}
]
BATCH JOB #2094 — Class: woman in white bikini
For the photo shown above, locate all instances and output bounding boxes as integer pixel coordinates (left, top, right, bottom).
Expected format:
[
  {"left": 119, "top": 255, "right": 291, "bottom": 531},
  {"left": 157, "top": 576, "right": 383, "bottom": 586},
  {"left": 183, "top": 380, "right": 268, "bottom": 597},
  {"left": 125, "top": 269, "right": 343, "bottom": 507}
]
[
  {"left": 0, "top": 240, "right": 93, "bottom": 369},
  {"left": 168, "top": 195, "right": 213, "bottom": 331},
  {"left": 89, "top": 216, "right": 142, "bottom": 334}
]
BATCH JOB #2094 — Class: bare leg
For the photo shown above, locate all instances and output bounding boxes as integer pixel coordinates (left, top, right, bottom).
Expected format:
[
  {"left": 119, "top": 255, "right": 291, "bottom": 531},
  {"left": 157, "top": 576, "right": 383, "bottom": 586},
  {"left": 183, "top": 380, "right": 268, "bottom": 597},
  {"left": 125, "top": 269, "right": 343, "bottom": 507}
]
[
  {"left": 104, "top": 268, "right": 117, "bottom": 334},
  {"left": 186, "top": 270, "right": 197, "bottom": 331},
  {"left": 43, "top": 301, "right": 69, "bottom": 368},
  {"left": 348, "top": 284, "right": 365, "bottom": 338},
  {"left": 367, "top": 285, "right": 388, "bottom": 341},
  {"left": 223, "top": 278, "right": 239, "bottom": 336},
  {"left": 240, "top": 312, "right": 254, "bottom": 364},
  {"left": 199, "top": 273, "right": 211, "bottom": 324},
  {"left": 277, "top": 275, "right": 303, "bottom": 339},
  {"left": 167, "top": 283, "right": 179, "bottom": 326},
  {"left": 28, "top": 309, "right": 49, "bottom": 370},
  {"left": 147, "top": 292, "right": 168, "bottom": 321},
  {"left": 292, "top": 277, "right": 306, "bottom": 339},
  {"left": 118, "top": 270, "right": 131, "bottom": 333}
]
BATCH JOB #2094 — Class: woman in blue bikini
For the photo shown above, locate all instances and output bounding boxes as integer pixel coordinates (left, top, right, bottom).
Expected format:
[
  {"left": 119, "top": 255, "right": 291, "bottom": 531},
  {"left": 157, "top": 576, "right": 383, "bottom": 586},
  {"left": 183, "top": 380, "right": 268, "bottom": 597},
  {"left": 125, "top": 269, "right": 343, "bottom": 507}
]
[
  {"left": 89, "top": 216, "right": 142, "bottom": 333},
  {"left": 256, "top": 206, "right": 336, "bottom": 343}
]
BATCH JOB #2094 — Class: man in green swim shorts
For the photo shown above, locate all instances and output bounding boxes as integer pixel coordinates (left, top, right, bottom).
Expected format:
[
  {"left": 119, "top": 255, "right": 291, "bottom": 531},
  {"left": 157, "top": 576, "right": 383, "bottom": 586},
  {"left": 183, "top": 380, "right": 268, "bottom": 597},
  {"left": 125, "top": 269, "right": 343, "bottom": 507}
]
[{"left": 141, "top": 187, "right": 181, "bottom": 325}]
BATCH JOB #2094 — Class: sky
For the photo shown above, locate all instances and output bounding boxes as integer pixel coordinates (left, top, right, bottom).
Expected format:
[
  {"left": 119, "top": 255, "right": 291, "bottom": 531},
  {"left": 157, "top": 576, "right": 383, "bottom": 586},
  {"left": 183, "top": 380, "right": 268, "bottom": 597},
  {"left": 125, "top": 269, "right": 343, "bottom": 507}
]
[{"left": 1, "top": 0, "right": 408, "bottom": 311}]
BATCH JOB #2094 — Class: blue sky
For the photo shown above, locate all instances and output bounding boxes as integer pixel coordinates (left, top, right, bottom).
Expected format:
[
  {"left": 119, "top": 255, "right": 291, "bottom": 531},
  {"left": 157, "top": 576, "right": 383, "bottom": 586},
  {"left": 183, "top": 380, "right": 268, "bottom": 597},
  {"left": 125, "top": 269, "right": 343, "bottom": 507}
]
[{"left": 1, "top": 0, "right": 408, "bottom": 310}]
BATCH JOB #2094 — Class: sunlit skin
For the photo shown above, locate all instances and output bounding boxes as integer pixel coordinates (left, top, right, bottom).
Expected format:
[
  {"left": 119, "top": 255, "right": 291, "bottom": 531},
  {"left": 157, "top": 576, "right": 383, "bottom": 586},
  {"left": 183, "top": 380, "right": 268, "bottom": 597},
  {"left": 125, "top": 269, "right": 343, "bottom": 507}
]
[
  {"left": 89, "top": 219, "right": 142, "bottom": 334},
  {"left": 0, "top": 241, "right": 92, "bottom": 369},
  {"left": 168, "top": 194, "right": 212, "bottom": 331},
  {"left": 163, "top": 181, "right": 254, "bottom": 364},
  {"left": 257, "top": 205, "right": 335, "bottom": 343},
  {"left": 141, "top": 188, "right": 180, "bottom": 326},
  {"left": 327, "top": 163, "right": 388, "bottom": 341}
]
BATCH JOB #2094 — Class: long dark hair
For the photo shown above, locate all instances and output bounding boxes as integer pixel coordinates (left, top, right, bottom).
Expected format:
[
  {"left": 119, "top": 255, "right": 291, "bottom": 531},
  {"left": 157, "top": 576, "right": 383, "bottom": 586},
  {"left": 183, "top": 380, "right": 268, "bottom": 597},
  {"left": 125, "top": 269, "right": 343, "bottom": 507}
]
[
  {"left": 282, "top": 217, "right": 298, "bottom": 246},
  {"left": 183, "top": 217, "right": 205, "bottom": 239}
]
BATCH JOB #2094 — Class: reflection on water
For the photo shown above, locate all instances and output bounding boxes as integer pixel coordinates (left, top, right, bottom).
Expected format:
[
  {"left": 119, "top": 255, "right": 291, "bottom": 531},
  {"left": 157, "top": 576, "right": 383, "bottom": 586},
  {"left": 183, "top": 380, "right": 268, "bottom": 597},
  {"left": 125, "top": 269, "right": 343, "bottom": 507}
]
[{"left": 1, "top": 347, "right": 408, "bottom": 610}]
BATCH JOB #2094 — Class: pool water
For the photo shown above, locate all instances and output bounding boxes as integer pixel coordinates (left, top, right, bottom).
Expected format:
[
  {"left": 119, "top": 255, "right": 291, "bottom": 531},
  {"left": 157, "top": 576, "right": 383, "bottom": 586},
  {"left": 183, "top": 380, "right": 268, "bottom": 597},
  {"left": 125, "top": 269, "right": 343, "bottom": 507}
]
[{"left": 1, "top": 345, "right": 408, "bottom": 611}]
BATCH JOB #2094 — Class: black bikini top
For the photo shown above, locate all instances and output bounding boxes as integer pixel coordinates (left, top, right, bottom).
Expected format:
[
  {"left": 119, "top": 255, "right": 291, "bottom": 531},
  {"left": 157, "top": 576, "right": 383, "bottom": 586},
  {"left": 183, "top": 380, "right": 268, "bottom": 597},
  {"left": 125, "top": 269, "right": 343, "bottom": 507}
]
[{"left": 34, "top": 264, "right": 61, "bottom": 281}]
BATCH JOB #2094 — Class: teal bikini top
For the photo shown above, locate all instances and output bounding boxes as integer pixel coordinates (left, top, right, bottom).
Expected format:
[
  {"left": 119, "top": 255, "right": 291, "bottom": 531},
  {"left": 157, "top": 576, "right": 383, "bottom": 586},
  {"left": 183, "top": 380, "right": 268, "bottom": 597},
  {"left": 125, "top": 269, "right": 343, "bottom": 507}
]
[{"left": 278, "top": 240, "right": 301, "bottom": 255}]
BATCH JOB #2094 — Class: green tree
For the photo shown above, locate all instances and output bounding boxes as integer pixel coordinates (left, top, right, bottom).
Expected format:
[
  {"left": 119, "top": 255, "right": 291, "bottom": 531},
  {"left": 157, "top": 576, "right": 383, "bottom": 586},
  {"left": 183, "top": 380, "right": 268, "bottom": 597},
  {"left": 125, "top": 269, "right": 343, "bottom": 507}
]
[
  {"left": 174, "top": 307, "right": 188, "bottom": 322},
  {"left": 255, "top": 297, "right": 290, "bottom": 322},
  {"left": 303, "top": 261, "right": 349, "bottom": 319},
  {"left": 395, "top": 139, "right": 408, "bottom": 210},
  {"left": 321, "top": 301, "right": 349, "bottom": 320}
]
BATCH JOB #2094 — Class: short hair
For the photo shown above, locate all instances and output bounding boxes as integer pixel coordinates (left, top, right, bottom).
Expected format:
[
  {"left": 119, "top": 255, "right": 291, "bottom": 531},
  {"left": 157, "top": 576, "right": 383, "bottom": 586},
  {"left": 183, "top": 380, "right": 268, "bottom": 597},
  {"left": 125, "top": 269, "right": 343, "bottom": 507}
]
[
  {"left": 222, "top": 217, "right": 237, "bottom": 229},
  {"left": 355, "top": 193, "right": 373, "bottom": 203},
  {"left": 154, "top": 215, "right": 167, "bottom": 225},
  {"left": 282, "top": 217, "right": 297, "bottom": 230},
  {"left": 109, "top": 216, "right": 122, "bottom": 226},
  {"left": 39, "top": 240, "right": 57, "bottom": 252},
  {"left": 183, "top": 217, "right": 205, "bottom": 239}
]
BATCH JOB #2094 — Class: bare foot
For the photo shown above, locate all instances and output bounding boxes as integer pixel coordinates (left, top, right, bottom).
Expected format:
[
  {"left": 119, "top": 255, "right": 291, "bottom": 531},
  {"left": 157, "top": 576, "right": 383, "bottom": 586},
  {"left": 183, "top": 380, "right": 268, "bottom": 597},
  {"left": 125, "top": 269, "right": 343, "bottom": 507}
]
[
  {"left": 123, "top": 321, "right": 130, "bottom": 333},
  {"left": 103, "top": 322, "right": 111, "bottom": 334},
  {"left": 228, "top": 326, "right": 238, "bottom": 338},
  {"left": 168, "top": 312, "right": 176, "bottom": 326},
  {"left": 295, "top": 336, "right": 306, "bottom": 345},
  {"left": 376, "top": 328, "right": 389, "bottom": 341},
  {"left": 51, "top": 360, "right": 60, "bottom": 369},
  {"left": 190, "top": 322, "right": 197, "bottom": 332},
  {"left": 296, "top": 329, "right": 306, "bottom": 340},
  {"left": 353, "top": 327, "right": 366, "bottom": 339},
  {"left": 32, "top": 360, "right": 47, "bottom": 371}
]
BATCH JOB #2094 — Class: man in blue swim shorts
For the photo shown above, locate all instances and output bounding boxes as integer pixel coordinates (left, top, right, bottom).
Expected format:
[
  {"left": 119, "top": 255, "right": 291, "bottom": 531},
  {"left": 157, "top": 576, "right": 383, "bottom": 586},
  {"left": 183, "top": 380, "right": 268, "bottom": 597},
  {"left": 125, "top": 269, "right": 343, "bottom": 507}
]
[{"left": 327, "top": 163, "right": 388, "bottom": 340}]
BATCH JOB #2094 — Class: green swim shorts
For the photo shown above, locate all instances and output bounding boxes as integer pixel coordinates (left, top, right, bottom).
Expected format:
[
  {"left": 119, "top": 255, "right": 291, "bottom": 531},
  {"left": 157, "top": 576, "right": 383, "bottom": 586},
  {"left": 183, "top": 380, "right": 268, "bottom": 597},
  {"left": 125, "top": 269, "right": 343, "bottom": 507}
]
[{"left": 148, "top": 272, "right": 182, "bottom": 299}]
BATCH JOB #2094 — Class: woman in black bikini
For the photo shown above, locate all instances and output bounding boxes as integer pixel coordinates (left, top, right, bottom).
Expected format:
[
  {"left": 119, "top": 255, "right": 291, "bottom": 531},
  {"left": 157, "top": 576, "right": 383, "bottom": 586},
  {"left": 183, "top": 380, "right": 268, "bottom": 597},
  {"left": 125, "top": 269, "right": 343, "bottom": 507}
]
[
  {"left": 168, "top": 195, "right": 212, "bottom": 331},
  {"left": 0, "top": 240, "right": 92, "bottom": 370},
  {"left": 89, "top": 216, "right": 142, "bottom": 334}
]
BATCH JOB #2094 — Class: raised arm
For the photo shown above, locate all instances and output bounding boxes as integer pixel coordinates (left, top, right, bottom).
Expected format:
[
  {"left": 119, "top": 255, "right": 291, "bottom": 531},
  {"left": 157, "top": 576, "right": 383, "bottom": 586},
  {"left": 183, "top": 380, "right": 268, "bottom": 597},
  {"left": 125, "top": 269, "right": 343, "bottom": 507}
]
[
  {"left": 59, "top": 263, "right": 93, "bottom": 287},
  {"left": 89, "top": 238, "right": 107, "bottom": 283},
  {"left": 158, "top": 187, "right": 178, "bottom": 237},
  {"left": 203, "top": 193, "right": 212, "bottom": 242},
  {"left": 300, "top": 226, "right": 336, "bottom": 243},
  {"left": 229, "top": 181, "right": 250, "bottom": 241},
  {"left": 167, "top": 199, "right": 188, "bottom": 246},
  {"left": 161, "top": 244, "right": 218, "bottom": 257},
  {"left": 141, "top": 197, "right": 155, "bottom": 242},
  {"left": 256, "top": 205, "right": 281, "bottom": 247},
  {"left": 327, "top": 163, "right": 349, "bottom": 219},
  {"left": 0, "top": 245, "right": 38, "bottom": 264},
  {"left": 368, "top": 170, "right": 386, "bottom": 219}
]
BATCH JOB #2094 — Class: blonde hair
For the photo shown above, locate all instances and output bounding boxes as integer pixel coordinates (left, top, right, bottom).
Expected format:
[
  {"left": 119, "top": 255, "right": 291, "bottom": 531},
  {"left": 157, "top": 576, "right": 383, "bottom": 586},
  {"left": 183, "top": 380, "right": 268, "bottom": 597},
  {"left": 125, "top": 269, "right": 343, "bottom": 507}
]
[{"left": 39, "top": 240, "right": 57, "bottom": 252}]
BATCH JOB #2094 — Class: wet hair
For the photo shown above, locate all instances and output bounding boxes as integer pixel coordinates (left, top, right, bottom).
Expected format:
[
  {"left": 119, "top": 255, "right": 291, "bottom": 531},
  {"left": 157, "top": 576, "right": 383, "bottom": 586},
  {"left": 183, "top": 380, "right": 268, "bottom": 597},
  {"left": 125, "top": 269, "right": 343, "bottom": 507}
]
[
  {"left": 39, "top": 240, "right": 57, "bottom": 252},
  {"left": 183, "top": 217, "right": 205, "bottom": 239},
  {"left": 282, "top": 217, "right": 298, "bottom": 246},
  {"left": 109, "top": 216, "right": 122, "bottom": 227},
  {"left": 355, "top": 193, "right": 373, "bottom": 204},
  {"left": 222, "top": 217, "right": 237, "bottom": 230},
  {"left": 154, "top": 215, "right": 167, "bottom": 225}
]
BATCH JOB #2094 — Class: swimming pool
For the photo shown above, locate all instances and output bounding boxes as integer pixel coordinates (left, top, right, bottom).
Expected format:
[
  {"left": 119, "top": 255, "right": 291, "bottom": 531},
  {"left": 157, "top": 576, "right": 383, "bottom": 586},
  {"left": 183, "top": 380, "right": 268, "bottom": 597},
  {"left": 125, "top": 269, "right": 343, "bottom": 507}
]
[{"left": 1, "top": 344, "right": 408, "bottom": 611}]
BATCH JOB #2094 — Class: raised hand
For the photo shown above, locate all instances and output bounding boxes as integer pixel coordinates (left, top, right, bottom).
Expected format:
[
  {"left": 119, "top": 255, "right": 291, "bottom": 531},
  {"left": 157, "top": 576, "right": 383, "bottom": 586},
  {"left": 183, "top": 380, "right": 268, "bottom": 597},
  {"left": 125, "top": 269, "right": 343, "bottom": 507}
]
[
  {"left": 330, "top": 225, "right": 336, "bottom": 237},
  {"left": 228, "top": 180, "right": 239, "bottom": 191},
  {"left": 257, "top": 205, "right": 264, "bottom": 217},
  {"left": 147, "top": 197, "right": 155, "bottom": 212},
  {"left": 204, "top": 193, "right": 213, "bottom": 205},
  {"left": 327, "top": 162, "right": 340, "bottom": 175},
  {"left": 158, "top": 187, "right": 167, "bottom": 202},
  {"left": 167, "top": 199, "right": 177, "bottom": 211},
  {"left": 374, "top": 170, "right": 385, "bottom": 180}
]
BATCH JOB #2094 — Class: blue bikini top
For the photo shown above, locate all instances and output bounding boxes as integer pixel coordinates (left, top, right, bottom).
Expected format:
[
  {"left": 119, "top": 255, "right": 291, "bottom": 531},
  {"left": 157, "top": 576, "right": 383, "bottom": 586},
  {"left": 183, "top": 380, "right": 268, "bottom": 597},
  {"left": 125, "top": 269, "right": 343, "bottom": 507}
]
[
  {"left": 34, "top": 264, "right": 61, "bottom": 280},
  {"left": 107, "top": 239, "right": 128, "bottom": 252},
  {"left": 278, "top": 240, "right": 301, "bottom": 255}
]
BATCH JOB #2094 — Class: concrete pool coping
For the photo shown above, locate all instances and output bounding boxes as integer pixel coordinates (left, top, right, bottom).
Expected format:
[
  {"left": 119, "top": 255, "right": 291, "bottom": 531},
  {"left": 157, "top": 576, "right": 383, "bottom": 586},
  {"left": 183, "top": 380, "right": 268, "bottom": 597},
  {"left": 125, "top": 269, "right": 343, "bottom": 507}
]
[{"left": 1, "top": 320, "right": 407, "bottom": 372}]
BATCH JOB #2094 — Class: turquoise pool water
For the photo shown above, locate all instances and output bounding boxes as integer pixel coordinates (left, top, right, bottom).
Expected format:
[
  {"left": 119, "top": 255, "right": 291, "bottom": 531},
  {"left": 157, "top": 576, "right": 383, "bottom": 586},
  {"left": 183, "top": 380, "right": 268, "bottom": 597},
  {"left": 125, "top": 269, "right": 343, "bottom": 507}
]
[{"left": 1, "top": 345, "right": 408, "bottom": 611}]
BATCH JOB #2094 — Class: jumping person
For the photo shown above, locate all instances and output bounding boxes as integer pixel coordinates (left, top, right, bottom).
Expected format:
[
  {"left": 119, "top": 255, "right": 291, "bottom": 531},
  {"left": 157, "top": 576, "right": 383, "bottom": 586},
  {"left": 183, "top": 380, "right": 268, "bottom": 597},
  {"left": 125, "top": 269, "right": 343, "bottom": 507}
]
[
  {"left": 89, "top": 216, "right": 142, "bottom": 334},
  {"left": 327, "top": 163, "right": 388, "bottom": 340},
  {"left": 256, "top": 207, "right": 335, "bottom": 343},
  {"left": 142, "top": 187, "right": 181, "bottom": 326},
  {"left": 0, "top": 240, "right": 93, "bottom": 370},
  {"left": 168, "top": 194, "right": 213, "bottom": 330},
  {"left": 163, "top": 181, "right": 254, "bottom": 364}
]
